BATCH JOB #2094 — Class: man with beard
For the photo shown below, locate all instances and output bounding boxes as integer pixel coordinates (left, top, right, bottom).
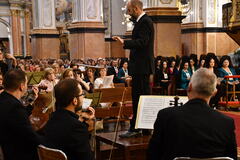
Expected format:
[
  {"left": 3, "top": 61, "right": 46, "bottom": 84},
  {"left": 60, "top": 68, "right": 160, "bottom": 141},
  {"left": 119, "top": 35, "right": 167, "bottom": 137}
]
[
  {"left": 112, "top": 0, "right": 155, "bottom": 138},
  {"left": 44, "top": 79, "right": 95, "bottom": 160}
]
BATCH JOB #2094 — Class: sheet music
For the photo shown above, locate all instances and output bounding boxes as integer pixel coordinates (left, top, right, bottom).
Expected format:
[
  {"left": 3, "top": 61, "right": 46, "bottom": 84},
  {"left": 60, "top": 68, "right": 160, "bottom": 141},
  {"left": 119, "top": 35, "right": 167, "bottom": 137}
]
[
  {"left": 135, "top": 96, "right": 188, "bottom": 129},
  {"left": 102, "top": 75, "right": 114, "bottom": 88},
  {"left": 82, "top": 98, "right": 93, "bottom": 109}
]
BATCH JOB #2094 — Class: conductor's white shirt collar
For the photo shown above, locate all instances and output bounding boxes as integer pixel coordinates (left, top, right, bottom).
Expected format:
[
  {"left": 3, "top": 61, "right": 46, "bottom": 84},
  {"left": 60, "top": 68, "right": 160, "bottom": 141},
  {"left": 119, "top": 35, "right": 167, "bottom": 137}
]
[{"left": 136, "top": 12, "right": 145, "bottom": 22}]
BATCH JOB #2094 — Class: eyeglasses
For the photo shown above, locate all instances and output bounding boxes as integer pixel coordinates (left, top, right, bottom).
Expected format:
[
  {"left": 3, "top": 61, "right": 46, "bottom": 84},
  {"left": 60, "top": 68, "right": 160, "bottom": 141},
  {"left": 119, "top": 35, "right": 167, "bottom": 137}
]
[{"left": 76, "top": 92, "right": 86, "bottom": 97}]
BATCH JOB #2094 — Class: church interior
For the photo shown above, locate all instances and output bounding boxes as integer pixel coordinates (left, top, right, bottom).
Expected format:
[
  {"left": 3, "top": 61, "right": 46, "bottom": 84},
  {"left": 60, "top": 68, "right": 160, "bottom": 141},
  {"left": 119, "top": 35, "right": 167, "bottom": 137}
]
[{"left": 0, "top": 0, "right": 240, "bottom": 160}]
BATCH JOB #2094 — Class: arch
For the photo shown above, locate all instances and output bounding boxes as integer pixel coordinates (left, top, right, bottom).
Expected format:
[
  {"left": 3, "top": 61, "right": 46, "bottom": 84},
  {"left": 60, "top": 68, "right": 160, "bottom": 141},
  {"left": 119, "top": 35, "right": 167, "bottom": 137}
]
[{"left": 0, "top": 18, "right": 10, "bottom": 28}]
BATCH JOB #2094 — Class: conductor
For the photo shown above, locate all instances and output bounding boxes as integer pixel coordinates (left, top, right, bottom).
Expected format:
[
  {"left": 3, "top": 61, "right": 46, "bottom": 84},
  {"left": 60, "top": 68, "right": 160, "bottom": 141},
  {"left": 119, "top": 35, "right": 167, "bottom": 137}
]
[{"left": 113, "top": 0, "right": 155, "bottom": 138}]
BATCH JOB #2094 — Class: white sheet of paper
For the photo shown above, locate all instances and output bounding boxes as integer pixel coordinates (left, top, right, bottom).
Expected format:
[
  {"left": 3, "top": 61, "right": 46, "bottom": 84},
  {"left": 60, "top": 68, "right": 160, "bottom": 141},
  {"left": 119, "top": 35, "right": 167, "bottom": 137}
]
[
  {"left": 102, "top": 75, "right": 114, "bottom": 88},
  {"left": 82, "top": 98, "right": 93, "bottom": 109},
  {"left": 135, "top": 96, "right": 189, "bottom": 129}
]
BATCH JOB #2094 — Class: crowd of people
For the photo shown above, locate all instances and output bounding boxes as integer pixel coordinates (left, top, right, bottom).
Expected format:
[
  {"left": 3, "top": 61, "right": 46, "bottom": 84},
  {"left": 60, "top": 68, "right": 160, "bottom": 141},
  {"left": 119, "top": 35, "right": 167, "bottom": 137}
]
[
  {"left": 1, "top": 48, "right": 240, "bottom": 108},
  {"left": 0, "top": 0, "right": 239, "bottom": 159}
]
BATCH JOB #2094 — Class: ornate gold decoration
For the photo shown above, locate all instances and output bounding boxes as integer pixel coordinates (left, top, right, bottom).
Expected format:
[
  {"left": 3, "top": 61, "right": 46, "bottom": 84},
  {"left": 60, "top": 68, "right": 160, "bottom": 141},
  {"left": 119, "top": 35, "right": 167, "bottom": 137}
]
[{"left": 10, "top": 10, "right": 19, "bottom": 16}]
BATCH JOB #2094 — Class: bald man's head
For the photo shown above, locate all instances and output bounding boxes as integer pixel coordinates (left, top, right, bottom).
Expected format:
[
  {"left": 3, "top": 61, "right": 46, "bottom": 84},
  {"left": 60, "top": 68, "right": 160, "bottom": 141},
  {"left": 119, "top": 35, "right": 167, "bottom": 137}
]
[{"left": 127, "top": 0, "right": 143, "bottom": 19}]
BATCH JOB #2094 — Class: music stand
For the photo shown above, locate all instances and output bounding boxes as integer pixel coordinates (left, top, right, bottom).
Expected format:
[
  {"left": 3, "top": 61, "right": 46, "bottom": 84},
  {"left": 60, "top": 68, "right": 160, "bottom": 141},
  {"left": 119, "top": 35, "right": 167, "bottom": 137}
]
[
  {"left": 85, "top": 92, "right": 102, "bottom": 108},
  {"left": 27, "top": 71, "right": 45, "bottom": 85}
]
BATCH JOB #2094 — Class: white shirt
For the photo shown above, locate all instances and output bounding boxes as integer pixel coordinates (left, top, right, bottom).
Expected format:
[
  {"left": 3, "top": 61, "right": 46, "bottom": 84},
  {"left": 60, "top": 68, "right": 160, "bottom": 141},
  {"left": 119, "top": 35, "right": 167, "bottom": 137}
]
[{"left": 136, "top": 12, "right": 145, "bottom": 22}]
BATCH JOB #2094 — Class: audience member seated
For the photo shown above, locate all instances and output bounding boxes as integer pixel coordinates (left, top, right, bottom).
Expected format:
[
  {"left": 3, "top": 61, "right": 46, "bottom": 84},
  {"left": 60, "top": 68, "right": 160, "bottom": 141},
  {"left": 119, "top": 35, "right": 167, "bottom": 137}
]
[
  {"left": 94, "top": 67, "right": 114, "bottom": 89},
  {"left": 44, "top": 79, "right": 95, "bottom": 160},
  {"left": 118, "top": 61, "right": 132, "bottom": 85},
  {"left": 94, "top": 67, "right": 114, "bottom": 108},
  {"left": 198, "top": 54, "right": 206, "bottom": 68},
  {"left": 147, "top": 68, "right": 237, "bottom": 160},
  {"left": 205, "top": 53, "right": 222, "bottom": 107},
  {"left": 155, "top": 60, "right": 169, "bottom": 94},
  {"left": 0, "top": 69, "right": 43, "bottom": 160},
  {"left": 179, "top": 61, "right": 192, "bottom": 89},
  {"left": 84, "top": 67, "right": 95, "bottom": 93},
  {"left": 73, "top": 69, "right": 90, "bottom": 92},
  {"left": 0, "top": 49, "right": 8, "bottom": 75},
  {"left": 189, "top": 54, "right": 198, "bottom": 74},
  {"left": 38, "top": 68, "right": 58, "bottom": 92},
  {"left": 62, "top": 68, "right": 74, "bottom": 80},
  {"left": 107, "top": 59, "right": 120, "bottom": 83},
  {"left": 218, "top": 55, "right": 240, "bottom": 100}
]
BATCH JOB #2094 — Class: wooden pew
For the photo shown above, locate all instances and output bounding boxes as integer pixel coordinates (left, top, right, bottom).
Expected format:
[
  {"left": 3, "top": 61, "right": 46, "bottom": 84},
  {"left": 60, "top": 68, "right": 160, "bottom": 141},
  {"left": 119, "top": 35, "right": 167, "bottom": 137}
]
[{"left": 94, "top": 87, "right": 133, "bottom": 121}]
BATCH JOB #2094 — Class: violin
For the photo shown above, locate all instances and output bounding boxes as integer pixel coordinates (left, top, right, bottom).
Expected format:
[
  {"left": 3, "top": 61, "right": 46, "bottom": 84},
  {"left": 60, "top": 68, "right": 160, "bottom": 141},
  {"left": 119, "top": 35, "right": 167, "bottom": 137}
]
[
  {"left": 169, "top": 96, "right": 183, "bottom": 107},
  {"left": 29, "top": 89, "right": 54, "bottom": 131}
]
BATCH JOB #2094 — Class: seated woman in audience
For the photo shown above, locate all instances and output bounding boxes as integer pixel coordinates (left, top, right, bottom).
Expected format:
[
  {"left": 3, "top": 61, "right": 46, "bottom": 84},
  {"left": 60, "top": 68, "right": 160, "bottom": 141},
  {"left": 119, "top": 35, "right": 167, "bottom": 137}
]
[
  {"left": 158, "top": 60, "right": 170, "bottom": 95},
  {"left": 218, "top": 55, "right": 240, "bottom": 99},
  {"left": 38, "top": 68, "right": 58, "bottom": 92},
  {"left": 73, "top": 69, "right": 90, "bottom": 92},
  {"left": 218, "top": 56, "right": 239, "bottom": 84},
  {"left": 189, "top": 54, "right": 198, "bottom": 74},
  {"left": 94, "top": 67, "right": 114, "bottom": 89},
  {"left": 62, "top": 68, "right": 74, "bottom": 80},
  {"left": 118, "top": 61, "right": 132, "bottom": 85},
  {"left": 205, "top": 54, "right": 223, "bottom": 107},
  {"left": 84, "top": 67, "right": 95, "bottom": 93},
  {"left": 179, "top": 61, "right": 192, "bottom": 89},
  {"left": 52, "top": 63, "right": 61, "bottom": 79},
  {"left": 167, "top": 57, "right": 179, "bottom": 95},
  {"left": 198, "top": 54, "right": 206, "bottom": 68},
  {"left": 94, "top": 67, "right": 114, "bottom": 108}
]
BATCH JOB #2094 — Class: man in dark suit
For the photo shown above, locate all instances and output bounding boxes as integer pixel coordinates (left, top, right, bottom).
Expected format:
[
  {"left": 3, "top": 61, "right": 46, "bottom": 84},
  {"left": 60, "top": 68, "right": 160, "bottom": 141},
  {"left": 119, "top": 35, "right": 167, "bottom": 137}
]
[
  {"left": 147, "top": 68, "right": 237, "bottom": 160},
  {"left": 107, "top": 59, "right": 120, "bottom": 83},
  {"left": 113, "top": 0, "right": 155, "bottom": 138},
  {"left": 44, "top": 79, "right": 95, "bottom": 160},
  {"left": 0, "top": 69, "right": 42, "bottom": 160}
]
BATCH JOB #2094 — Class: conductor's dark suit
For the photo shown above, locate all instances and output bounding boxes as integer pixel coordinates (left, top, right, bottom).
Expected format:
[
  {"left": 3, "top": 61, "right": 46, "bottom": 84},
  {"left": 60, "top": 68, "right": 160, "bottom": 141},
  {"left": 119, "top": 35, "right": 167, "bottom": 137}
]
[
  {"left": 147, "top": 99, "right": 237, "bottom": 160},
  {"left": 0, "top": 91, "right": 42, "bottom": 160},
  {"left": 123, "top": 14, "right": 155, "bottom": 131}
]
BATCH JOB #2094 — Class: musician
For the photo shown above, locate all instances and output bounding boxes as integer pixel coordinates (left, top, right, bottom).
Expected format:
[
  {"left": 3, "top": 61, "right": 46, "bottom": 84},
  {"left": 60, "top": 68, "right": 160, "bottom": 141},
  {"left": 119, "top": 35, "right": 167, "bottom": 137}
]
[
  {"left": 0, "top": 69, "right": 43, "bottom": 160},
  {"left": 44, "top": 79, "right": 95, "bottom": 160},
  {"left": 147, "top": 68, "right": 237, "bottom": 160}
]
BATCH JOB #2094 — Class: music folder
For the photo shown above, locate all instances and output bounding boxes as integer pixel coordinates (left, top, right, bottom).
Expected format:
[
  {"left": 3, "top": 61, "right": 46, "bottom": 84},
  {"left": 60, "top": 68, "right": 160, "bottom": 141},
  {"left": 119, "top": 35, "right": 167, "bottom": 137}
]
[{"left": 135, "top": 95, "right": 188, "bottom": 130}]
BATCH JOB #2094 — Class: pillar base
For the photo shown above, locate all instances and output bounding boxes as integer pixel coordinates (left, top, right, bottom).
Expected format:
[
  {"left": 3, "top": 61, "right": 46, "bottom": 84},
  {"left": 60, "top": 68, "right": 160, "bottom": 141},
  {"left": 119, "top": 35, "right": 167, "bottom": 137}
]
[
  {"left": 181, "top": 22, "right": 239, "bottom": 56},
  {"left": 144, "top": 7, "right": 185, "bottom": 57},
  {"left": 68, "top": 22, "right": 106, "bottom": 59},
  {"left": 31, "top": 29, "right": 60, "bottom": 59}
]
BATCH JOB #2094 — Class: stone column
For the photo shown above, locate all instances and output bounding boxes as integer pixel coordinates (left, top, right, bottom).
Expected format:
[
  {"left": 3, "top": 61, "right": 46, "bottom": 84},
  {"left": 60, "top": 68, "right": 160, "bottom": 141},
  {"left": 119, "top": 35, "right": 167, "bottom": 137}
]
[
  {"left": 68, "top": 0, "right": 106, "bottom": 59},
  {"left": 31, "top": 0, "right": 60, "bottom": 59},
  {"left": 145, "top": 0, "right": 185, "bottom": 57},
  {"left": 24, "top": 8, "right": 31, "bottom": 57},
  {"left": 181, "top": 0, "right": 237, "bottom": 56},
  {"left": 10, "top": 4, "right": 22, "bottom": 56}
]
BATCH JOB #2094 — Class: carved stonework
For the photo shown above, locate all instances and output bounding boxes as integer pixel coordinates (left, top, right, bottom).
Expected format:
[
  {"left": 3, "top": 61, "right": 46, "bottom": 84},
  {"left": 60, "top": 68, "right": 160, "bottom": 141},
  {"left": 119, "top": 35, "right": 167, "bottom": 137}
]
[
  {"left": 43, "top": 0, "right": 53, "bottom": 27},
  {"left": 87, "top": 0, "right": 97, "bottom": 19},
  {"left": 160, "top": 0, "right": 173, "bottom": 4},
  {"left": 208, "top": 0, "right": 216, "bottom": 24}
]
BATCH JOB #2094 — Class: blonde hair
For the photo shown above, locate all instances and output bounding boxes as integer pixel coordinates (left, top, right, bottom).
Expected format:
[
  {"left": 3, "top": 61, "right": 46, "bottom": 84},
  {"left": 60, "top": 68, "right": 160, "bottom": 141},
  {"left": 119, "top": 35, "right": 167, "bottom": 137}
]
[{"left": 44, "top": 68, "right": 54, "bottom": 79}]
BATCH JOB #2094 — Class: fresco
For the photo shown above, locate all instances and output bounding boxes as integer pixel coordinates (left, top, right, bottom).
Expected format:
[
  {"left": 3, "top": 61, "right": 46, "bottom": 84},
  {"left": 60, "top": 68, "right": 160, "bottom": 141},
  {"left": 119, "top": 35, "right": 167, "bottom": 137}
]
[{"left": 55, "top": 0, "right": 73, "bottom": 23}]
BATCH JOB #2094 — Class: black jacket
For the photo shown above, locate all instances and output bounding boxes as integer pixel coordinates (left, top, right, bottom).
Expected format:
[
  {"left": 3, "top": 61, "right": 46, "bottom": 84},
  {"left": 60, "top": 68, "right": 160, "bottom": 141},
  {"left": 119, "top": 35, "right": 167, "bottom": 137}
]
[
  {"left": 147, "top": 99, "right": 237, "bottom": 160},
  {"left": 0, "top": 91, "right": 42, "bottom": 160},
  {"left": 44, "top": 109, "right": 94, "bottom": 160},
  {"left": 124, "top": 14, "right": 155, "bottom": 75}
]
